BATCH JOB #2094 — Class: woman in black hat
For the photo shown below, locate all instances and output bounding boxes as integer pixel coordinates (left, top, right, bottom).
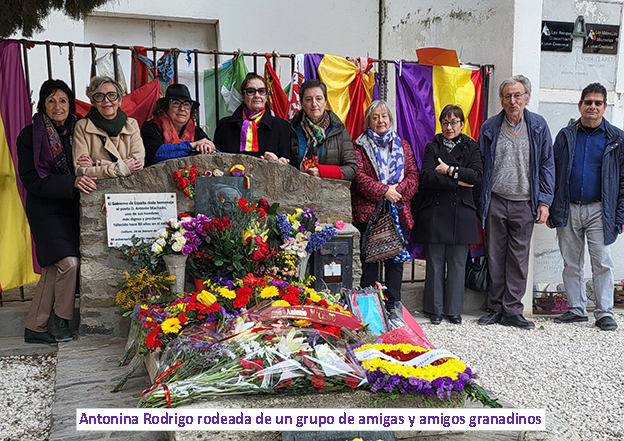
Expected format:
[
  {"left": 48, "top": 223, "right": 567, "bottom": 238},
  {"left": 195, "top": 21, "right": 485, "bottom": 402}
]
[{"left": 141, "top": 83, "right": 215, "bottom": 166}]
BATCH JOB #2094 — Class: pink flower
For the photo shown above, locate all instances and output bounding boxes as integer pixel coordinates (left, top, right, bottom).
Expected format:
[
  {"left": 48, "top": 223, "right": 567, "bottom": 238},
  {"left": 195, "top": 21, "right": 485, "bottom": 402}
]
[{"left": 335, "top": 220, "right": 346, "bottom": 230}]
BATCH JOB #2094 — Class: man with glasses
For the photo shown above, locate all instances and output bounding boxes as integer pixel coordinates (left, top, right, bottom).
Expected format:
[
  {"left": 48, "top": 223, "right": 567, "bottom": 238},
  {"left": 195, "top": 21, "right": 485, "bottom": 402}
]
[
  {"left": 476, "top": 75, "right": 555, "bottom": 329},
  {"left": 547, "top": 83, "right": 623, "bottom": 331}
]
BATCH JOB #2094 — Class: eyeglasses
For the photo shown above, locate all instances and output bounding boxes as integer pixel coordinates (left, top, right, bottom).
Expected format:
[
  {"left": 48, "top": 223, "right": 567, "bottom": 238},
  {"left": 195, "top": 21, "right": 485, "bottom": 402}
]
[
  {"left": 170, "top": 99, "right": 193, "bottom": 110},
  {"left": 441, "top": 120, "right": 462, "bottom": 127},
  {"left": 503, "top": 93, "right": 527, "bottom": 102},
  {"left": 243, "top": 87, "right": 267, "bottom": 96},
  {"left": 92, "top": 91, "right": 119, "bottom": 103},
  {"left": 582, "top": 100, "right": 605, "bottom": 106}
]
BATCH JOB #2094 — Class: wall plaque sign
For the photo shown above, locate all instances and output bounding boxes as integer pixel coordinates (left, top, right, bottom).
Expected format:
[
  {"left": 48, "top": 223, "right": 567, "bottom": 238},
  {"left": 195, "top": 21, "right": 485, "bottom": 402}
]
[
  {"left": 105, "top": 193, "right": 177, "bottom": 247},
  {"left": 583, "top": 24, "right": 619, "bottom": 54},
  {"left": 541, "top": 21, "right": 573, "bottom": 52}
]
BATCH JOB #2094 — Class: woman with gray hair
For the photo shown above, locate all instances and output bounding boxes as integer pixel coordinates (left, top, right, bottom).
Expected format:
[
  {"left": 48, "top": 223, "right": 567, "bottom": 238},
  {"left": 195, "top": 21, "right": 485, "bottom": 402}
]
[
  {"left": 351, "top": 99, "right": 419, "bottom": 312},
  {"left": 73, "top": 76, "right": 145, "bottom": 179}
]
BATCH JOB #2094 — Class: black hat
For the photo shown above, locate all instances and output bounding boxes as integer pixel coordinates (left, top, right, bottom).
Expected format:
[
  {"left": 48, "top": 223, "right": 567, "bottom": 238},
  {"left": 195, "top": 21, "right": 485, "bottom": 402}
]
[{"left": 156, "top": 84, "right": 200, "bottom": 110}]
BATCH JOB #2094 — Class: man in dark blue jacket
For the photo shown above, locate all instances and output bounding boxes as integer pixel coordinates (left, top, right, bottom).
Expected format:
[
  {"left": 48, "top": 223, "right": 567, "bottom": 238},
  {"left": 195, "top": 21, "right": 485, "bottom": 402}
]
[
  {"left": 476, "top": 75, "right": 555, "bottom": 329},
  {"left": 547, "top": 83, "right": 624, "bottom": 331}
]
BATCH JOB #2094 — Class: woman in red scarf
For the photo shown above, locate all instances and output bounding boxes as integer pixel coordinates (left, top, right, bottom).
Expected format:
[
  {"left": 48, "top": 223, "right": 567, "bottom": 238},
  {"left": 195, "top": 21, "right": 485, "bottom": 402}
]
[
  {"left": 141, "top": 84, "right": 215, "bottom": 166},
  {"left": 17, "top": 79, "right": 97, "bottom": 345},
  {"left": 213, "top": 73, "right": 290, "bottom": 163}
]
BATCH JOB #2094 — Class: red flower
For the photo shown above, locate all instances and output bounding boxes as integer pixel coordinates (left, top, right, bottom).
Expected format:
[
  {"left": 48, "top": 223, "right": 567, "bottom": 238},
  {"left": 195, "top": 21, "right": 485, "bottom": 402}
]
[
  {"left": 258, "top": 207, "right": 266, "bottom": 217},
  {"left": 173, "top": 170, "right": 182, "bottom": 180},
  {"left": 238, "top": 198, "right": 248, "bottom": 208},
  {"left": 311, "top": 374, "right": 325, "bottom": 392},
  {"left": 145, "top": 326, "right": 162, "bottom": 350},
  {"left": 221, "top": 217, "right": 231, "bottom": 229},
  {"left": 258, "top": 198, "right": 270, "bottom": 211},
  {"left": 282, "top": 293, "right": 300, "bottom": 306},
  {"left": 251, "top": 237, "right": 270, "bottom": 262},
  {"left": 318, "top": 299, "right": 329, "bottom": 308},
  {"left": 212, "top": 218, "right": 224, "bottom": 232},
  {"left": 345, "top": 376, "right": 359, "bottom": 388},
  {"left": 203, "top": 223, "right": 216, "bottom": 233},
  {"left": 178, "top": 313, "right": 188, "bottom": 325},
  {"left": 234, "top": 286, "right": 253, "bottom": 308}
]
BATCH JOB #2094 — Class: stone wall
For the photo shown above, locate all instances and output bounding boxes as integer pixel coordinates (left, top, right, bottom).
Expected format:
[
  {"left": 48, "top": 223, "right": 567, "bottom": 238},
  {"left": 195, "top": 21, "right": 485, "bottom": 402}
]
[{"left": 78, "top": 154, "right": 356, "bottom": 336}]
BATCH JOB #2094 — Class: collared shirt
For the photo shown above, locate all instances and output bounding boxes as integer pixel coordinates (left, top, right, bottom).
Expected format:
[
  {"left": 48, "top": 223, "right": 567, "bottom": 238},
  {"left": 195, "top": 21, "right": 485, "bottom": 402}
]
[
  {"left": 569, "top": 120, "right": 606, "bottom": 202},
  {"left": 504, "top": 114, "right": 524, "bottom": 132}
]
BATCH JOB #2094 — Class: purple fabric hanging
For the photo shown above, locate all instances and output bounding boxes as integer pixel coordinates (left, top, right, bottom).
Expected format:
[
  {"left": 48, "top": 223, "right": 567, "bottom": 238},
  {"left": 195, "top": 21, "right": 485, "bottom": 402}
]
[
  {"left": 394, "top": 63, "right": 436, "bottom": 170},
  {"left": 304, "top": 53, "right": 323, "bottom": 81},
  {"left": 0, "top": 40, "right": 33, "bottom": 204},
  {"left": 372, "top": 72, "right": 380, "bottom": 101},
  {"left": 395, "top": 62, "right": 439, "bottom": 259}
]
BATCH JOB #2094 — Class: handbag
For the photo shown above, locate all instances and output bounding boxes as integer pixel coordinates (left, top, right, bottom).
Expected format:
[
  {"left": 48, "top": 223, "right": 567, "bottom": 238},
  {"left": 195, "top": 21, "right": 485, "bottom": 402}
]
[
  {"left": 361, "top": 199, "right": 405, "bottom": 263},
  {"left": 465, "top": 253, "right": 490, "bottom": 292}
]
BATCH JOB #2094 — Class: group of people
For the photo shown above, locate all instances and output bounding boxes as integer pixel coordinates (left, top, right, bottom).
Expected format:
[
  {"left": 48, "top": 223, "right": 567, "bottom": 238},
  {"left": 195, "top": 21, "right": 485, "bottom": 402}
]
[{"left": 18, "top": 71, "right": 622, "bottom": 345}]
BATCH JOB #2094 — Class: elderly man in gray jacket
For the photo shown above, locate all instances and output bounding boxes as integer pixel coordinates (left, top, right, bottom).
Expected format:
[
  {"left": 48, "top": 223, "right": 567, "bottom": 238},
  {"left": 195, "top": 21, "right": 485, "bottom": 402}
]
[
  {"left": 547, "top": 83, "right": 624, "bottom": 331},
  {"left": 476, "top": 75, "right": 555, "bottom": 329}
]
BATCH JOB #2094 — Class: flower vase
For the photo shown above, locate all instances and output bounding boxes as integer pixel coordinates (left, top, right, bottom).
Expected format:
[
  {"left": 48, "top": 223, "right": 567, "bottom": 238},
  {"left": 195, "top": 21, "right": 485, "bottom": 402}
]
[
  {"left": 298, "top": 253, "right": 310, "bottom": 281},
  {"left": 163, "top": 254, "right": 188, "bottom": 294},
  {"left": 194, "top": 278, "right": 205, "bottom": 292}
]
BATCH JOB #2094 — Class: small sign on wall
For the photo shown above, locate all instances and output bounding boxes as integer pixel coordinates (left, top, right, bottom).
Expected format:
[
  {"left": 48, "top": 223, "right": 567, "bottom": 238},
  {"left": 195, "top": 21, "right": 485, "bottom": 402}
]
[
  {"left": 105, "top": 193, "right": 177, "bottom": 247},
  {"left": 541, "top": 21, "right": 573, "bottom": 52},
  {"left": 583, "top": 24, "right": 620, "bottom": 54}
]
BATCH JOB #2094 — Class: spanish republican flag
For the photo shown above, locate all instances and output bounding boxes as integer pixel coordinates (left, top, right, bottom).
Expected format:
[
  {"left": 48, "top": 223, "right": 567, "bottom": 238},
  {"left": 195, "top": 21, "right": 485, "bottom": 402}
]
[
  {"left": 305, "top": 54, "right": 376, "bottom": 140},
  {"left": 0, "top": 40, "right": 39, "bottom": 291},
  {"left": 395, "top": 62, "right": 484, "bottom": 168}
]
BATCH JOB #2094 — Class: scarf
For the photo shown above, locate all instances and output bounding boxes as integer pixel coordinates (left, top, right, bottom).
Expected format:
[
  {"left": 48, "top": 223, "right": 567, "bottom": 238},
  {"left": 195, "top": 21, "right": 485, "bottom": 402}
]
[
  {"left": 32, "top": 112, "right": 76, "bottom": 178},
  {"left": 364, "top": 128, "right": 405, "bottom": 185},
  {"left": 442, "top": 134, "right": 462, "bottom": 152},
  {"left": 154, "top": 114, "right": 196, "bottom": 144},
  {"left": 300, "top": 111, "right": 330, "bottom": 172},
  {"left": 86, "top": 106, "right": 127, "bottom": 137},
  {"left": 240, "top": 107, "right": 265, "bottom": 152}
]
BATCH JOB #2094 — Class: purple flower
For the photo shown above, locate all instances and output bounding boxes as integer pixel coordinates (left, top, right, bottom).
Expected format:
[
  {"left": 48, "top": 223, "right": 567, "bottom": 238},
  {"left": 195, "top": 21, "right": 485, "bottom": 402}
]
[{"left": 181, "top": 244, "right": 194, "bottom": 256}]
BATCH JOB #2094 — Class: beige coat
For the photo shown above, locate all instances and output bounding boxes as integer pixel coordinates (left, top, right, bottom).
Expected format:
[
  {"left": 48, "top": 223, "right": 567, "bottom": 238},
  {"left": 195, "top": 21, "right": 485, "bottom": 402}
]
[{"left": 73, "top": 117, "right": 145, "bottom": 179}]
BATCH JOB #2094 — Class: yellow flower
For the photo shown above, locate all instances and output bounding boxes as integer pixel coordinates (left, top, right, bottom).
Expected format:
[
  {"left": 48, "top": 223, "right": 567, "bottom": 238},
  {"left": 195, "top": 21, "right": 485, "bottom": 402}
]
[
  {"left": 260, "top": 285, "right": 280, "bottom": 298},
  {"left": 197, "top": 290, "right": 217, "bottom": 306},
  {"left": 217, "top": 286, "right": 236, "bottom": 299},
  {"left": 242, "top": 228, "right": 253, "bottom": 245},
  {"left": 293, "top": 319, "right": 312, "bottom": 327},
  {"left": 161, "top": 317, "right": 182, "bottom": 334},
  {"left": 307, "top": 290, "right": 321, "bottom": 303},
  {"left": 329, "top": 304, "right": 347, "bottom": 313},
  {"left": 271, "top": 300, "right": 291, "bottom": 307}
]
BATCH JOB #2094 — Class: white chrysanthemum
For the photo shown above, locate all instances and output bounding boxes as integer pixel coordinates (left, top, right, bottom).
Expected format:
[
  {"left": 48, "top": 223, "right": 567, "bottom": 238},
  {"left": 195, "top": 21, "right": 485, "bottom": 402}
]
[{"left": 172, "top": 242, "right": 183, "bottom": 252}]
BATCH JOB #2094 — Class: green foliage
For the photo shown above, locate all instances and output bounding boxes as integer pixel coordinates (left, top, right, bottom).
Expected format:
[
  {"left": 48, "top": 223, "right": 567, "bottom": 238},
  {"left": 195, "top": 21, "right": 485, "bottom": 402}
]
[
  {"left": 116, "top": 236, "right": 163, "bottom": 274},
  {"left": 0, "top": 0, "right": 111, "bottom": 38}
]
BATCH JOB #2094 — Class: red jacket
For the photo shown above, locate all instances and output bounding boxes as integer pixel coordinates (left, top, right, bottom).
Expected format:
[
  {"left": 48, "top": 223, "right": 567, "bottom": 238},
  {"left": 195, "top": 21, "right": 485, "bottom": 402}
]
[{"left": 351, "top": 138, "right": 419, "bottom": 231}]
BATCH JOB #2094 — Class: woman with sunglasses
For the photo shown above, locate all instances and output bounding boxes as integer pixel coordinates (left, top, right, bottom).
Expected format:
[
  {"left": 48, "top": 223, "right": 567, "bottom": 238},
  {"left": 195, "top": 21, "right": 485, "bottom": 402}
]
[
  {"left": 73, "top": 76, "right": 145, "bottom": 179},
  {"left": 416, "top": 104, "right": 483, "bottom": 325},
  {"left": 142, "top": 84, "right": 215, "bottom": 166},
  {"left": 214, "top": 73, "right": 290, "bottom": 163}
]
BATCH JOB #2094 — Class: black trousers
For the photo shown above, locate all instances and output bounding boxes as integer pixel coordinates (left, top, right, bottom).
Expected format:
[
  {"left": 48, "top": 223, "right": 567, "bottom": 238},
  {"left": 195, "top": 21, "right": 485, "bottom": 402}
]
[{"left": 355, "top": 223, "right": 404, "bottom": 308}]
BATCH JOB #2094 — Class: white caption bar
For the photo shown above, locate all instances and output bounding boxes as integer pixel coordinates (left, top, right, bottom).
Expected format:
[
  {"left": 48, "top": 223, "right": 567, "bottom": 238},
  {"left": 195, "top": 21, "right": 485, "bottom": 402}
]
[{"left": 77, "top": 408, "right": 545, "bottom": 431}]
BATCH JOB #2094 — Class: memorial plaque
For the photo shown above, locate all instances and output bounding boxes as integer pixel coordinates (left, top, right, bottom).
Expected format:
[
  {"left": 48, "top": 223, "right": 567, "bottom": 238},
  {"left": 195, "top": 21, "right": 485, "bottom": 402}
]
[
  {"left": 194, "top": 176, "right": 253, "bottom": 218},
  {"left": 541, "top": 21, "right": 573, "bottom": 52},
  {"left": 583, "top": 24, "right": 620, "bottom": 54},
  {"left": 105, "top": 193, "right": 177, "bottom": 247}
]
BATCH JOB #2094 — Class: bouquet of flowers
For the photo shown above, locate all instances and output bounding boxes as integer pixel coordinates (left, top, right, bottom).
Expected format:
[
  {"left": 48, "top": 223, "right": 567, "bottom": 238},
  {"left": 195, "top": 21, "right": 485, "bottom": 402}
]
[
  {"left": 139, "top": 325, "right": 367, "bottom": 408},
  {"left": 114, "top": 267, "right": 175, "bottom": 311},
  {"left": 276, "top": 208, "right": 337, "bottom": 256},
  {"left": 353, "top": 343, "right": 500, "bottom": 408},
  {"left": 201, "top": 197, "right": 271, "bottom": 278},
  {"left": 151, "top": 214, "right": 208, "bottom": 257},
  {"left": 173, "top": 165, "right": 199, "bottom": 198}
]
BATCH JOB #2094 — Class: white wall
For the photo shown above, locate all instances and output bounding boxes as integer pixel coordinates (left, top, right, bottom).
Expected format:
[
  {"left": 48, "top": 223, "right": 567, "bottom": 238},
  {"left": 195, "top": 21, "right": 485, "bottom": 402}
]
[
  {"left": 11, "top": 0, "right": 379, "bottom": 104},
  {"left": 380, "top": 0, "right": 515, "bottom": 117},
  {"left": 535, "top": 0, "right": 624, "bottom": 286}
]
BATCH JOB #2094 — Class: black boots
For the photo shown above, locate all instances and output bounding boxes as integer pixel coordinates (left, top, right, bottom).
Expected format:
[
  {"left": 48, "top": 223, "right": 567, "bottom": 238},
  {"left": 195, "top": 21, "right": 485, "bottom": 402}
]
[
  {"left": 52, "top": 314, "right": 74, "bottom": 342},
  {"left": 24, "top": 328, "right": 57, "bottom": 345}
]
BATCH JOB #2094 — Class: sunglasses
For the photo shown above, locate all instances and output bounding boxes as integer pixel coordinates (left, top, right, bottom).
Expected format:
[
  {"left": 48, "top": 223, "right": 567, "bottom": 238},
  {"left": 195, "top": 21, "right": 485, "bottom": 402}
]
[
  {"left": 92, "top": 92, "right": 119, "bottom": 103},
  {"left": 582, "top": 100, "right": 605, "bottom": 106},
  {"left": 243, "top": 87, "right": 267, "bottom": 97},
  {"left": 170, "top": 99, "right": 192, "bottom": 110}
]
